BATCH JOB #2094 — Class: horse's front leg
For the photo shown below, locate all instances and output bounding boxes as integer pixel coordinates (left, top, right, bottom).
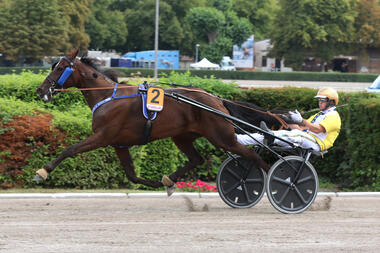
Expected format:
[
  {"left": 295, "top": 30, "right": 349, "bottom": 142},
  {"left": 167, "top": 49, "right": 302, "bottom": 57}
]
[
  {"left": 160, "top": 134, "right": 205, "bottom": 196},
  {"left": 34, "top": 132, "right": 107, "bottom": 181},
  {"left": 115, "top": 148, "right": 163, "bottom": 188}
]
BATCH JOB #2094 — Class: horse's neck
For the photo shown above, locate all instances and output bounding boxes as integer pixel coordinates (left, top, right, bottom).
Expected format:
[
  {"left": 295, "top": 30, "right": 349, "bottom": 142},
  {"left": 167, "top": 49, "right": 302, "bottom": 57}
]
[{"left": 77, "top": 67, "right": 116, "bottom": 109}]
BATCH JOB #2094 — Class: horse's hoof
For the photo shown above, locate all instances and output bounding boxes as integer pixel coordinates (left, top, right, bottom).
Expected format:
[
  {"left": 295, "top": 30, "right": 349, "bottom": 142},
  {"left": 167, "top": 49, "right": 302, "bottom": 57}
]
[
  {"left": 166, "top": 184, "right": 177, "bottom": 197},
  {"left": 32, "top": 174, "right": 44, "bottom": 182},
  {"left": 161, "top": 175, "right": 174, "bottom": 187}
]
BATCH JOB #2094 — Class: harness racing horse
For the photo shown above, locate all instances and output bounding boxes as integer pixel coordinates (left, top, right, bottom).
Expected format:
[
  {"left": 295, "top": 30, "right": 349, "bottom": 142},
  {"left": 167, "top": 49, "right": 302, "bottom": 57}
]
[{"left": 35, "top": 49, "right": 293, "bottom": 194}]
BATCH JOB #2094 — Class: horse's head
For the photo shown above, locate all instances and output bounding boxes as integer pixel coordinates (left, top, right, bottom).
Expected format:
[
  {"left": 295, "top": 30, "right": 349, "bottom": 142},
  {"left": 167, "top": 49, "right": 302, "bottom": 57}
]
[{"left": 37, "top": 49, "right": 79, "bottom": 101}]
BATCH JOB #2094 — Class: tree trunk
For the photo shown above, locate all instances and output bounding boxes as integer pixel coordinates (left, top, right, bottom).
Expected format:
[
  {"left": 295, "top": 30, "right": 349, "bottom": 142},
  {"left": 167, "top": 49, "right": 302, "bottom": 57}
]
[{"left": 207, "top": 31, "right": 218, "bottom": 44}]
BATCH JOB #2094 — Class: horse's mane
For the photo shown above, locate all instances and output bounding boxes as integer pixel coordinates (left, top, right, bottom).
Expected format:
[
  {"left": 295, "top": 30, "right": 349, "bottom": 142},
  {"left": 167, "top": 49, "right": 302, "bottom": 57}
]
[{"left": 80, "top": 57, "right": 120, "bottom": 82}]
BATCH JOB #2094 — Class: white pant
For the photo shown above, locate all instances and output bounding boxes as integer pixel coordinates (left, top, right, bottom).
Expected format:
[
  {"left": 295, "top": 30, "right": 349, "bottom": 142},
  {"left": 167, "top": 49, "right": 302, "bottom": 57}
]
[{"left": 236, "top": 129, "right": 320, "bottom": 151}]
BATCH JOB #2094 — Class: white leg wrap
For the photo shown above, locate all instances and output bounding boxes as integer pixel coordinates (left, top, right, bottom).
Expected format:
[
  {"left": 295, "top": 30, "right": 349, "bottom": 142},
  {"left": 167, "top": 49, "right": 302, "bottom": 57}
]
[
  {"left": 36, "top": 168, "right": 48, "bottom": 180},
  {"left": 161, "top": 175, "right": 174, "bottom": 187}
]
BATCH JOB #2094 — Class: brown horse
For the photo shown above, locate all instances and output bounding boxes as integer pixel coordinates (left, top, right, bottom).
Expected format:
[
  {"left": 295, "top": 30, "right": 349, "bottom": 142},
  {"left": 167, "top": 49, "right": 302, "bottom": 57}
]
[{"left": 35, "top": 49, "right": 293, "bottom": 193}]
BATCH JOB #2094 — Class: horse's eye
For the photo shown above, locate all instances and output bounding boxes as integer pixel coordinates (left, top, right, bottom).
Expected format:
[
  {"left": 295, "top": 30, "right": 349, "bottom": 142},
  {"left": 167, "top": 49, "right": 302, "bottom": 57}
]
[{"left": 57, "top": 67, "right": 64, "bottom": 71}]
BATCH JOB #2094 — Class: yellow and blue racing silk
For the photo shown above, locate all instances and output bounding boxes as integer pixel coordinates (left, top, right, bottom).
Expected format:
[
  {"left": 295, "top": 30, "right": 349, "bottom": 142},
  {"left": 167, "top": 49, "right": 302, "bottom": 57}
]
[{"left": 305, "top": 107, "right": 341, "bottom": 151}]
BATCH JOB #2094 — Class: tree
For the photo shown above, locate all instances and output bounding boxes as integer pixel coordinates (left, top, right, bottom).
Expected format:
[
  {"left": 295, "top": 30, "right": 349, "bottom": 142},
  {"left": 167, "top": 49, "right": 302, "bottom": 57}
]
[
  {"left": 212, "top": 0, "right": 233, "bottom": 12},
  {"left": 186, "top": 7, "right": 226, "bottom": 43},
  {"left": 201, "top": 36, "right": 233, "bottom": 63},
  {"left": 186, "top": 1, "right": 253, "bottom": 62},
  {"left": 163, "top": 0, "right": 207, "bottom": 55},
  {"left": 164, "top": 0, "right": 207, "bottom": 21},
  {"left": 269, "top": 0, "right": 357, "bottom": 69},
  {"left": 0, "top": 0, "right": 69, "bottom": 63},
  {"left": 60, "top": 0, "right": 92, "bottom": 51},
  {"left": 160, "top": 16, "right": 183, "bottom": 50},
  {"left": 109, "top": 0, "right": 137, "bottom": 11},
  {"left": 85, "top": 0, "right": 128, "bottom": 52},
  {"left": 223, "top": 11, "right": 252, "bottom": 46},
  {"left": 353, "top": 0, "right": 380, "bottom": 48},
  {"left": 351, "top": 0, "right": 380, "bottom": 70},
  {"left": 233, "top": 0, "right": 279, "bottom": 40},
  {"left": 124, "top": 0, "right": 184, "bottom": 52}
]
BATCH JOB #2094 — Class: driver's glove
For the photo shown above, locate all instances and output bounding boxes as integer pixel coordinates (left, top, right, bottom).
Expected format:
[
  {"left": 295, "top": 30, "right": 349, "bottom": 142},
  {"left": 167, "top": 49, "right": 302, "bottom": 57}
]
[{"left": 289, "top": 109, "right": 303, "bottom": 124}]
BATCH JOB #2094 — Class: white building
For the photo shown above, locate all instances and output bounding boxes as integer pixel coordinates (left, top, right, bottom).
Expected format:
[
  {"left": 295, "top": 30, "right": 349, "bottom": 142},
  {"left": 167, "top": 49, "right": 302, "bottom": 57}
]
[
  {"left": 87, "top": 50, "right": 121, "bottom": 67},
  {"left": 253, "top": 39, "right": 292, "bottom": 72}
]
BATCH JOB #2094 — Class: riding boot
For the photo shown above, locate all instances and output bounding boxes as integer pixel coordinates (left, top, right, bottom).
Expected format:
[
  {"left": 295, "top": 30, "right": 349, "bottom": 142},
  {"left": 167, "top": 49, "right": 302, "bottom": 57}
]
[{"left": 260, "top": 121, "right": 274, "bottom": 145}]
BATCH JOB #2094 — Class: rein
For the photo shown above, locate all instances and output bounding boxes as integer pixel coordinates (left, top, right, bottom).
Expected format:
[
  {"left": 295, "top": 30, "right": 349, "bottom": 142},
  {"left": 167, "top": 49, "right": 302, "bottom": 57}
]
[
  {"left": 164, "top": 86, "right": 289, "bottom": 129},
  {"left": 152, "top": 82, "right": 288, "bottom": 128},
  {"left": 54, "top": 81, "right": 194, "bottom": 92},
  {"left": 54, "top": 86, "right": 133, "bottom": 92},
  {"left": 221, "top": 99, "right": 289, "bottom": 129}
]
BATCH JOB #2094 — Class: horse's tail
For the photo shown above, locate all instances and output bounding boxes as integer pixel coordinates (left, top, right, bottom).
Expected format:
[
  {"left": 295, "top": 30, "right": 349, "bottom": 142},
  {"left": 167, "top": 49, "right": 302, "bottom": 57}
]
[{"left": 222, "top": 99, "right": 290, "bottom": 130}]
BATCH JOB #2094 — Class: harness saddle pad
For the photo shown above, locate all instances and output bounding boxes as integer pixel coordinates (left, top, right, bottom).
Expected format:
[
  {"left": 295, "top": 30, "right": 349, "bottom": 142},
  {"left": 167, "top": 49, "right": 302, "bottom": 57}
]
[{"left": 139, "top": 84, "right": 158, "bottom": 120}]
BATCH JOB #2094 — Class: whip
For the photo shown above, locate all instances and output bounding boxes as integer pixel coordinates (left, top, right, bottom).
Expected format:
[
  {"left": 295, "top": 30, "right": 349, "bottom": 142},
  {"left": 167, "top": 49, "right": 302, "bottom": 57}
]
[{"left": 302, "top": 104, "right": 348, "bottom": 114}]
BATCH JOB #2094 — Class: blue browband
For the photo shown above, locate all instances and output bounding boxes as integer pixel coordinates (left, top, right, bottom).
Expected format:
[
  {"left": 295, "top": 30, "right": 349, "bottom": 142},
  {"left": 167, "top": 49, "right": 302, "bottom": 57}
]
[
  {"left": 57, "top": 56, "right": 75, "bottom": 87},
  {"left": 91, "top": 83, "right": 141, "bottom": 115}
]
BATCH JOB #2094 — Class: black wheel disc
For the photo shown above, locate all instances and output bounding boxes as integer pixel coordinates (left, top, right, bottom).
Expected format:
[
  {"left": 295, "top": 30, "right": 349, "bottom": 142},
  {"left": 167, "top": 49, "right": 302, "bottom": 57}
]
[
  {"left": 266, "top": 156, "right": 318, "bottom": 214},
  {"left": 217, "top": 155, "right": 266, "bottom": 208}
]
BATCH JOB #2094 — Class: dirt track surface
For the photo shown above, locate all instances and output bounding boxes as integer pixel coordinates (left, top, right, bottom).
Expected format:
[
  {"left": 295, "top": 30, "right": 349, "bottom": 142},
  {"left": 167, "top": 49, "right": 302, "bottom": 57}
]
[{"left": 1, "top": 196, "right": 380, "bottom": 252}]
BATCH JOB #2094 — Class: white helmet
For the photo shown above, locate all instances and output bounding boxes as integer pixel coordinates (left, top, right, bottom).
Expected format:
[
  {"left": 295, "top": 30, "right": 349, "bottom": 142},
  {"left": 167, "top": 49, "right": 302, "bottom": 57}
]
[{"left": 315, "top": 87, "right": 339, "bottom": 106}]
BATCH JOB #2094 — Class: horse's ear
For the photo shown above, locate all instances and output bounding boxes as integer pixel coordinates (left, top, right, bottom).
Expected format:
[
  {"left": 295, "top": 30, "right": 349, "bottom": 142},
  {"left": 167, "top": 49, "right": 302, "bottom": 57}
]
[{"left": 69, "top": 49, "right": 79, "bottom": 60}]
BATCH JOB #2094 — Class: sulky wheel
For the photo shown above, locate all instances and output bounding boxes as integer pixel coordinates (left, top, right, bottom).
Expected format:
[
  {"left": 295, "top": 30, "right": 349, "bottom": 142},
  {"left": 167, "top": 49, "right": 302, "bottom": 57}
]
[
  {"left": 217, "top": 155, "right": 266, "bottom": 208},
  {"left": 266, "top": 156, "right": 318, "bottom": 214}
]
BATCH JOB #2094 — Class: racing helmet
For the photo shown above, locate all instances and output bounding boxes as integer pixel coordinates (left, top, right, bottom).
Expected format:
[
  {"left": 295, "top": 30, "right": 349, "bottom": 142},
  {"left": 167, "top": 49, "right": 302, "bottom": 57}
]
[{"left": 315, "top": 87, "right": 339, "bottom": 106}]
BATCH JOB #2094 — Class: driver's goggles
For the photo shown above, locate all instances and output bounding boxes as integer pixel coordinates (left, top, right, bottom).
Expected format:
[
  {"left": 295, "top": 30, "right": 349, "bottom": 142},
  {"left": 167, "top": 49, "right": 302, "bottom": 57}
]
[{"left": 318, "top": 98, "right": 329, "bottom": 102}]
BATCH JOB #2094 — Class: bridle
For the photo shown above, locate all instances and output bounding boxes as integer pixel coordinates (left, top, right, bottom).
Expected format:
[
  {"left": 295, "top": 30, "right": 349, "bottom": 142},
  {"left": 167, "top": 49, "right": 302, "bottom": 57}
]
[{"left": 45, "top": 56, "right": 76, "bottom": 97}]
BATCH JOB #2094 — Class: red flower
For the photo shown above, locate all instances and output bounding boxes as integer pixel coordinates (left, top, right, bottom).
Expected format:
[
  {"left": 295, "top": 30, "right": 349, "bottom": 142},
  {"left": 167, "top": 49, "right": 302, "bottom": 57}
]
[{"left": 175, "top": 180, "right": 217, "bottom": 192}]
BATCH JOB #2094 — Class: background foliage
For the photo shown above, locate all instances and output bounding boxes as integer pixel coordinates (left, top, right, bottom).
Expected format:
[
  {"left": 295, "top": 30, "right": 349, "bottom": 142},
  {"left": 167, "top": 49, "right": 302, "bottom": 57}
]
[
  {"left": 0, "top": 0, "right": 69, "bottom": 63},
  {"left": 2, "top": 0, "right": 379, "bottom": 68},
  {"left": 269, "top": 0, "right": 357, "bottom": 69}
]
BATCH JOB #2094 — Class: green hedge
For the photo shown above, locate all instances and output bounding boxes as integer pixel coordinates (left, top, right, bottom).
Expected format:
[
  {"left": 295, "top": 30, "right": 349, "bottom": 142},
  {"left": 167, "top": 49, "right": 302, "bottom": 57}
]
[
  {"left": 343, "top": 97, "right": 380, "bottom": 190},
  {"left": 0, "top": 66, "right": 377, "bottom": 82},
  {"left": 0, "top": 67, "right": 49, "bottom": 75},
  {"left": 1, "top": 71, "right": 380, "bottom": 190},
  {"left": 116, "top": 68, "right": 378, "bottom": 82}
]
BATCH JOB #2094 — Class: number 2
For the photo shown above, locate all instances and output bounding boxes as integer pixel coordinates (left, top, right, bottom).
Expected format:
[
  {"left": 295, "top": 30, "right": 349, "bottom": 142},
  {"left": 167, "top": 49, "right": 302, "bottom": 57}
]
[{"left": 150, "top": 89, "right": 160, "bottom": 104}]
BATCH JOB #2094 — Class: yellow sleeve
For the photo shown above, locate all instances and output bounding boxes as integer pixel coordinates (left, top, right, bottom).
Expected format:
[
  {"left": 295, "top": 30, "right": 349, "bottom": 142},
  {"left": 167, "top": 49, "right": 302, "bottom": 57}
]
[{"left": 319, "top": 113, "right": 341, "bottom": 133}]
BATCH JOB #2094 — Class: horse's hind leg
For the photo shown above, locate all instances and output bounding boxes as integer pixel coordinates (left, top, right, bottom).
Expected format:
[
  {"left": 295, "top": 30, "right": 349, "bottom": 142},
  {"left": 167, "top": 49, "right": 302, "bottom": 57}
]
[
  {"left": 226, "top": 141, "right": 270, "bottom": 171},
  {"left": 166, "top": 133, "right": 204, "bottom": 184},
  {"left": 205, "top": 127, "right": 271, "bottom": 172},
  {"left": 115, "top": 148, "right": 163, "bottom": 188}
]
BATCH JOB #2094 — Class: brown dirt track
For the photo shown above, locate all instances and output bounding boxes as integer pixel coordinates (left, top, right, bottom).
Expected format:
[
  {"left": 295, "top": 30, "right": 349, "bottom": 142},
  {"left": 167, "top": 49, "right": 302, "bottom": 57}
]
[{"left": 0, "top": 195, "right": 380, "bottom": 252}]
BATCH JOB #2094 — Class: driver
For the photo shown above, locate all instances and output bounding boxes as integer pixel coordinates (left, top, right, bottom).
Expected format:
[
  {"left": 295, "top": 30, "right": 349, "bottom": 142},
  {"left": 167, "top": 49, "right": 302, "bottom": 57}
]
[{"left": 236, "top": 87, "right": 342, "bottom": 152}]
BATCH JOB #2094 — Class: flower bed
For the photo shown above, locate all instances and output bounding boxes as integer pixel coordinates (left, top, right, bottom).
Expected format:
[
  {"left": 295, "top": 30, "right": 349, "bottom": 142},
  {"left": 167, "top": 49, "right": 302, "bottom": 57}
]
[{"left": 176, "top": 179, "right": 217, "bottom": 192}]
